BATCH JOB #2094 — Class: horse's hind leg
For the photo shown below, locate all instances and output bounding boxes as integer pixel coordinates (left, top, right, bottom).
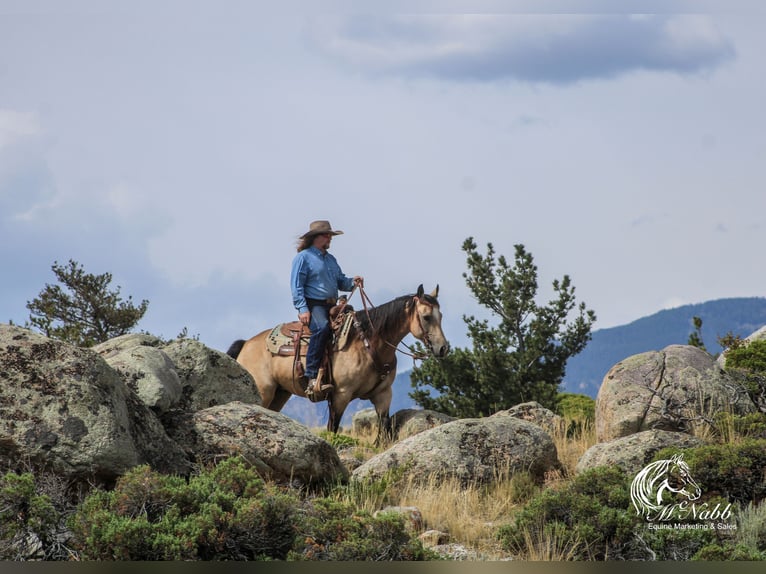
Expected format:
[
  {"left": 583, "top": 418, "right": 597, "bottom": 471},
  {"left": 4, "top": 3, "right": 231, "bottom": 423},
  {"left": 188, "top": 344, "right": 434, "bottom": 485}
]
[{"left": 269, "top": 388, "right": 292, "bottom": 412}]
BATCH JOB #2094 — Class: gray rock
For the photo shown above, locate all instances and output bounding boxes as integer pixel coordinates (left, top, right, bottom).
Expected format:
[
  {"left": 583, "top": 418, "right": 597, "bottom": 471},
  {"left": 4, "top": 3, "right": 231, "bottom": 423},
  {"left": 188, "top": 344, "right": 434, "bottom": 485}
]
[
  {"left": 0, "top": 325, "right": 190, "bottom": 482},
  {"left": 92, "top": 333, "right": 164, "bottom": 357},
  {"left": 352, "top": 416, "right": 559, "bottom": 486},
  {"left": 351, "top": 408, "right": 378, "bottom": 435},
  {"left": 576, "top": 430, "right": 706, "bottom": 475},
  {"left": 596, "top": 344, "right": 756, "bottom": 442},
  {"left": 492, "top": 401, "right": 565, "bottom": 436},
  {"left": 169, "top": 401, "right": 348, "bottom": 485},
  {"left": 161, "top": 338, "right": 261, "bottom": 411},
  {"left": 100, "top": 345, "right": 182, "bottom": 412},
  {"left": 391, "top": 408, "right": 456, "bottom": 439}
]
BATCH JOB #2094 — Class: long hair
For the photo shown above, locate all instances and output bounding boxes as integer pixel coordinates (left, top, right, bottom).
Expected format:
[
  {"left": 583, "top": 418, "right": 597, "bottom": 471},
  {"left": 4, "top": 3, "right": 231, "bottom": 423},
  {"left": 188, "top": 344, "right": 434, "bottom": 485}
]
[{"left": 296, "top": 235, "right": 315, "bottom": 252}]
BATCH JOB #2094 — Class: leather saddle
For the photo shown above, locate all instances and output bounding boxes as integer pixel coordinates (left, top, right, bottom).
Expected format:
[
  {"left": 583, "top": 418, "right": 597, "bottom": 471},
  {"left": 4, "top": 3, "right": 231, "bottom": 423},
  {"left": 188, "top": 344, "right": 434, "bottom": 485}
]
[{"left": 265, "top": 305, "right": 355, "bottom": 357}]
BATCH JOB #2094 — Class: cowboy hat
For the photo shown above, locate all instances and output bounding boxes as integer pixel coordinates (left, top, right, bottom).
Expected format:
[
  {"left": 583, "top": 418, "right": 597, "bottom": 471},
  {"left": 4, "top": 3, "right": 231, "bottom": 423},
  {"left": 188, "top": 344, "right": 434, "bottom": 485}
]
[{"left": 300, "top": 220, "right": 344, "bottom": 238}]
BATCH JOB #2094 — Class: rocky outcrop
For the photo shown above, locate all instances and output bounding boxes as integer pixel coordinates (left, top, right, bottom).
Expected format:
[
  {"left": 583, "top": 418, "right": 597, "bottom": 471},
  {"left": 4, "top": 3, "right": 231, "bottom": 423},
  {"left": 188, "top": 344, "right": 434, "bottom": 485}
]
[
  {"left": 351, "top": 408, "right": 456, "bottom": 440},
  {"left": 492, "top": 401, "right": 565, "bottom": 435},
  {"left": 94, "top": 335, "right": 182, "bottom": 413},
  {"left": 161, "top": 338, "right": 261, "bottom": 411},
  {"left": 0, "top": 326, "right": 290, "bottom": 485},
  {"left": 167, "top": 401, "right": 348, "bottom": 485},
  {"left": 0, "top": 325, "right": 190, "bottom": 482},
  {"left": 352, "top": 416, "right": 559, "bottom": 486},
  {"left": 595, "top": 344, "right": 756, "bottom": 442},
  {"left": 391, "top": 409, "right": 456, "bottom": 439},
  {"left": 576, "top": 429, "right": 706, "bottom": 475}
]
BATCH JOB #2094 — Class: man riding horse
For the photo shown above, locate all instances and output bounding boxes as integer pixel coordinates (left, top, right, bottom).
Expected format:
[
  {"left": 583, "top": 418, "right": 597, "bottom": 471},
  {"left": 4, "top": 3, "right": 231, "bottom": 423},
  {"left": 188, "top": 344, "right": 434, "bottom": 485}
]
[{"left": 290, "top": 220, "right": 363, "bottom": 399}]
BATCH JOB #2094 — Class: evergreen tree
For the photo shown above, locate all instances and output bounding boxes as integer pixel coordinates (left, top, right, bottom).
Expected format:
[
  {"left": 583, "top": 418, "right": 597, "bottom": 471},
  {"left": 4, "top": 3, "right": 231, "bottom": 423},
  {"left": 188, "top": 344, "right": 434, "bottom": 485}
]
[
  {"left": 26, "top": 259, "right": 149, "bottom": 347},
  {"left": 687, "top": 316, "right": 707, "bottom": 351},
  {"left": 410, "top": 238, "right": 596, "bottom": 417}
]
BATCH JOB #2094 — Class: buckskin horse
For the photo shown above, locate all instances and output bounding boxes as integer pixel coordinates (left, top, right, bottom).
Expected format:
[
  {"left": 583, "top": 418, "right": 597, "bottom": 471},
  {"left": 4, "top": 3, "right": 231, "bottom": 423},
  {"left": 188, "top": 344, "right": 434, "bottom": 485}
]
[{"left": 227, "top": 285, "right": 450, "bottom": 441}]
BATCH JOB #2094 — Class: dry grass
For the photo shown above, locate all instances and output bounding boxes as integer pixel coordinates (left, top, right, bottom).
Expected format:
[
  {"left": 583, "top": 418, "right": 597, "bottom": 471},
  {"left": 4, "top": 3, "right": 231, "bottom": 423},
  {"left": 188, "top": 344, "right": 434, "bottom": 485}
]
[{"left": 322, "top": 415, "right": 598, "bottom": 559}]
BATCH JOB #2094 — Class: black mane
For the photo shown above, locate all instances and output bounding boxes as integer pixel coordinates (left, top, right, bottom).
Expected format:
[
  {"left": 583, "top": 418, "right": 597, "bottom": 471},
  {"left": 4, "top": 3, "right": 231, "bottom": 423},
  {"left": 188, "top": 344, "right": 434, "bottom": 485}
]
[{"left": 354, "top": 294, "right": 413, "bottom": 340}]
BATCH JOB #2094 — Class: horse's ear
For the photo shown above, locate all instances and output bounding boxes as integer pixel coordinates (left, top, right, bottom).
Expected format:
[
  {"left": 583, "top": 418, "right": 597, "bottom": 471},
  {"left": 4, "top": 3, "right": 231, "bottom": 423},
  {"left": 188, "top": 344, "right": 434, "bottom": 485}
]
[
  {"left": 430, "top": 285, "right": 439, "bottom": 299},
  {"left": 416, "top": 284, "right": 424, "bottom": 298}
]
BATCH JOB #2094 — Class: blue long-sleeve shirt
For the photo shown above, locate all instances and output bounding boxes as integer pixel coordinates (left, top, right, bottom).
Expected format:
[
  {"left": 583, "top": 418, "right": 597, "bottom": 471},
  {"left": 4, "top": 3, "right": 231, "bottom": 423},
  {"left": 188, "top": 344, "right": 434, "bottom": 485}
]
[{"left": 291, "top": 246, "right": 354, "bottom": 314}]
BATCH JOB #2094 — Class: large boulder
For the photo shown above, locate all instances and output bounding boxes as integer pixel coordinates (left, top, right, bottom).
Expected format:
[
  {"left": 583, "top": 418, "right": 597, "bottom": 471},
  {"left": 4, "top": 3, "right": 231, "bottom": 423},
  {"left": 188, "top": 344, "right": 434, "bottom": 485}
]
[
  {"left": 167, "top": 401, "right": 348, "bottom": 485},
  {"left": 493, "top": 401, "right": 565, "bottom": 436},
  {"left": 352, "top": 408, "right": 456, "bottom": 440},
  {"left": 95, "top": 338, "right": 182, "bottom": 413},
  {"left": 352, "top": 416, "right": 559, "bottom": 486},
  {"left": 391, "top": 409, "right": 456, "bottom": 440},
  {"left": 0, "top": 325, "right": 190, "bottom": 482},
  {"left": 161, "top": 339, "right": 261, "bottom": 412},
  {"left": 576, "top": 430, "right": 706, "bottom": 476},
  {"left": 596, "top": 344, "right": 756, "bottom": 442}
]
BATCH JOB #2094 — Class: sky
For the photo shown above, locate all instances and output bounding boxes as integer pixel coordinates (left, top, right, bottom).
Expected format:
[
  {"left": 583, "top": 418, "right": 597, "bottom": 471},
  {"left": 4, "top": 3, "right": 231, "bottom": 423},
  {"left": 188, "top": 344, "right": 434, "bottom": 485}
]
[{"left": 1, "top": 0, "right": 764, "bottom": 366}]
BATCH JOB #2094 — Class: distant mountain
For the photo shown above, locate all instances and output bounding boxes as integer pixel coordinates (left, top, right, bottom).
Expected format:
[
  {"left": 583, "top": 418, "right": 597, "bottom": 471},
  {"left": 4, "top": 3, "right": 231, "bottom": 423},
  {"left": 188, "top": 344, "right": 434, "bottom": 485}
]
[
  {"left": 283, "top": 297, "right": 766, "bottom": 426},
  {"left": 562, "top": 297, "right": 766, "bottom": 397}
]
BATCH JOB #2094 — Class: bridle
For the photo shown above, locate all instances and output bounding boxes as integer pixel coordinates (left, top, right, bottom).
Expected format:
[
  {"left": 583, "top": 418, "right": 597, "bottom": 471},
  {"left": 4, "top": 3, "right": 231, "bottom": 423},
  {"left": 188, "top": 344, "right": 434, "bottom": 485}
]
[{"left": 352, "top": 285, "right": 434, "bottom": 366}]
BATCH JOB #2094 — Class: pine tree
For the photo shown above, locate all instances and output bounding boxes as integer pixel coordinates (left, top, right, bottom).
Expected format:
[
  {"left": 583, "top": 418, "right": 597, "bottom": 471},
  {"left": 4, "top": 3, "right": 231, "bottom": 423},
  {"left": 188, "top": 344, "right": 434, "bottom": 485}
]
[
  {"left": 26, "top": 259, "right": 149, "bottom": 347},
  {"left": 410, "top": 238, "right": 596, "bottom": 417}
]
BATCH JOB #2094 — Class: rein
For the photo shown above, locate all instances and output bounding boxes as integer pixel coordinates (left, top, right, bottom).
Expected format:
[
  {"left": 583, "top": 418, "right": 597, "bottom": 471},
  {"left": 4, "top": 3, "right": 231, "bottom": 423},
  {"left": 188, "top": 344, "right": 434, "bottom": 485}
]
[{"left": 354, "top": 285, "right": 431, "bottom": 367}]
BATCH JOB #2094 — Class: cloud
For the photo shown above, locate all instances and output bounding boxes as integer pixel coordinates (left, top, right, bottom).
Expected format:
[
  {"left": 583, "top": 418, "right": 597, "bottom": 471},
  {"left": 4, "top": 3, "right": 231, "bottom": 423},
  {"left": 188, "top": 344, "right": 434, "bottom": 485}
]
[{"left": 306, "top": 14, "right": 735, "bottom": 84}]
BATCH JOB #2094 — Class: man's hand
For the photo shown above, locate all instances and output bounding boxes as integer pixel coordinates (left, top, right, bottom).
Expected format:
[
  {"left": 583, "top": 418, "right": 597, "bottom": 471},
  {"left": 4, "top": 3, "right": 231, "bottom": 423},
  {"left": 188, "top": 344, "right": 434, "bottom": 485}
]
[
  {"left": 299, "top": 311, "right": 310, "bottom": 326},
  {"left": 353, "top": 276, "right": 364, "bottom": 287}
]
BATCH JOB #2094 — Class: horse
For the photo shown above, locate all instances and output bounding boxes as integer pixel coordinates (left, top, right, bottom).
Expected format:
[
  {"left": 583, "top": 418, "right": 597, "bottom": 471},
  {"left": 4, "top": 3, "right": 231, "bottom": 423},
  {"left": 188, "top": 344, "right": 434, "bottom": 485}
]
[
  {"left": 227, "top": 285, "right": 450, "bottom": 441},
  {"left": 630, "top": 454, "right": 702, "bottom": 517}
]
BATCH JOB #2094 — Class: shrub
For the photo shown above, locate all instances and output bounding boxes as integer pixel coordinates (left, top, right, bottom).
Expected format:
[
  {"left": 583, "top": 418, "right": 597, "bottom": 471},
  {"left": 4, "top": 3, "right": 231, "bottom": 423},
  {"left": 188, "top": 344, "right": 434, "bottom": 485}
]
[
  {"left": 556, "top": 393, "right": 595, "bottom": 437},
  {"left": 556, "top": 393, "right": 595, "bottom": 423},
  {"left": 69, "top": 457, "right": 434, "bottom": 561},
  {"left": 693, "top": 543, "right": 765, "bottom": 561},
  {"left": 288, "top": 498, "right": 436, "bottom": 561},
  {"left": 0, "top": 470, "right": 79, "bottom": 560},
  {"left": 497, "top": 466, "right": 636, "bottom": 560},
  {"left": 69, "top": 457, "right": 300, "bottom": 560},
  {"left": 656, "top": 439, "right": 766, "bottom": 506},
  {"left": 0, "top": 472, "right": 59, "bottom": 560},
  {"left": 722, "top": 339, "right": 766, "bottom": 413}
]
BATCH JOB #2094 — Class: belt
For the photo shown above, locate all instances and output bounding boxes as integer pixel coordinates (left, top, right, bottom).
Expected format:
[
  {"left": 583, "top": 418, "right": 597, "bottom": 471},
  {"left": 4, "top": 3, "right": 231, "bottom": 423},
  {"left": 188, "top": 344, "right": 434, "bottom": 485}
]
[{"left": 306, "top": 297, "right": 337, "bottom": 307}]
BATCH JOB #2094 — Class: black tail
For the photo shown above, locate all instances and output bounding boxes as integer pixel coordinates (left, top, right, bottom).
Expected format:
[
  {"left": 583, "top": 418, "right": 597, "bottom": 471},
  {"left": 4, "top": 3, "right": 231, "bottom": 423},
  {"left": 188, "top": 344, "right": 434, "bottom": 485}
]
[{"left": 226, "top": 339, "right": 246, "bottom": 360}]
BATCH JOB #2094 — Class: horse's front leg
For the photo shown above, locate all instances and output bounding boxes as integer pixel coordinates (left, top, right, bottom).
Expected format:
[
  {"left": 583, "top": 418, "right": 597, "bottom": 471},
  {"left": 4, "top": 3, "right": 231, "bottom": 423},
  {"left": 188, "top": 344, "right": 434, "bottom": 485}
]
[
  {"left": 370, "top": 384, "right": 394, "bottom": 446},
  {"left": 327, "top": 391, "right": 353, "bottom": 434}
]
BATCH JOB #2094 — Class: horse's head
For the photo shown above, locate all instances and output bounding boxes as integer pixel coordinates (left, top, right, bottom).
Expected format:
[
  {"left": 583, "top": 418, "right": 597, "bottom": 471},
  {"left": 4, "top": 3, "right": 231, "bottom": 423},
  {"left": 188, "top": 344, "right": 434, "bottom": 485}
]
[
  {"left": 664, "top": 454, "right": 702, "bottom": 502},
  {"left": 408, "top": 284, "right": 450, "bottom": 358}
]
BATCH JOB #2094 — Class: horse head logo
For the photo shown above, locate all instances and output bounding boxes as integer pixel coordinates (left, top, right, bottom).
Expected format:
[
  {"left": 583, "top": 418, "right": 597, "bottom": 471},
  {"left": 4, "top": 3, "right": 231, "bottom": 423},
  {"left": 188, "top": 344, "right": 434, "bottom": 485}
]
[{"left": 630, "top": 453, "right": 702, "bottom": 517}]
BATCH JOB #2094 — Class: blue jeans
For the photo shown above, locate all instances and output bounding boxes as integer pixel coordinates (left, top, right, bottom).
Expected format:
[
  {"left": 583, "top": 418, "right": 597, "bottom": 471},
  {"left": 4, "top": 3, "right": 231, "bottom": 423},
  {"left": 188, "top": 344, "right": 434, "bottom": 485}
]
[{"left": 305, "top": 303, "right": 331, "bottom": 379}]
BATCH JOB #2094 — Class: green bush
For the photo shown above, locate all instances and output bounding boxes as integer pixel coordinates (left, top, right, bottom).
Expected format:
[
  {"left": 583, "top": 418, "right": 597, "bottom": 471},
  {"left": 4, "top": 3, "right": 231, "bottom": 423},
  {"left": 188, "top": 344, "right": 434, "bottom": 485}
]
[
  {"left": 69, "top": 458, "right": 301, "bottom": 560},
  {"left": 497, "top": 466, "right": 636, "bottom": 560},
  {"left": 0, "top": 472, "right": 60, "bottom": 560},
  {"left": 722, "top": 339, "right": 766, "bottom": 412},
  {"left": 289, "top": 498, "right": 437, "bottom": 561},
  {"left": 69, "top": 457, "right": 434, "bottom": 561},
  {"left": 317, "top": 430, "right": 359, "bottom": 449},
  {"left": 656, "top": 439, "right": 766, "bottom": 506},
  {"left": 556, "top": 393, "right": 595, "bottom": 437},
  {"left": 556, "top": 393, "right": 595, "bottom": 423},
  {"left": 693, "top": 543, "right": 765, "bottom": 561}
]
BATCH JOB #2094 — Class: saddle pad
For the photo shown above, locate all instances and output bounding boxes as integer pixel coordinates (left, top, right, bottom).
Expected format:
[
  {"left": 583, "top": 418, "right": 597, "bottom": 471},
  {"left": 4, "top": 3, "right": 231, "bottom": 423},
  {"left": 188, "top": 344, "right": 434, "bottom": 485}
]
[
  {"left": 266, "top": 324, "right": 308, "bottom": 355},
  {"left": 265, "top": 313, "right": 356, "bottom": 356}
]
